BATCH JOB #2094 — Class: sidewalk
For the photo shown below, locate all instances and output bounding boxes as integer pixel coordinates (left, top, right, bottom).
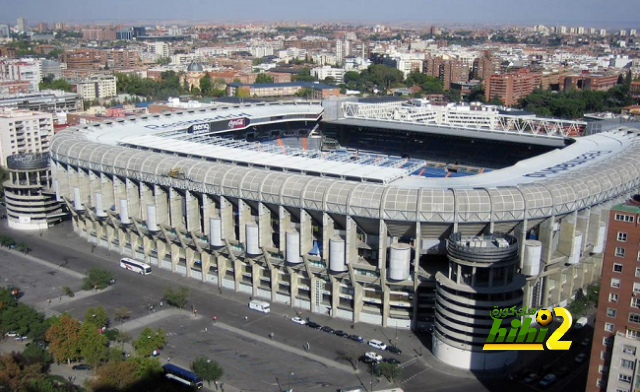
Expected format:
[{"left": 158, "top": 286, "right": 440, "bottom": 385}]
[{"left": 116, "top": 308, "right": 182, "bottom": 333}]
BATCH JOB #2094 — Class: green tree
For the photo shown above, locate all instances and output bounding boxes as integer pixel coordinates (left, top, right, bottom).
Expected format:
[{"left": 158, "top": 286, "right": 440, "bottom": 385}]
[
  {"left": 84, "top": 306, "right": 109, "bottom": 328},
  {"left": 89, "top": 360, "right": 140, "bottom": 391},
  {"left": 191, "top": 357, "right": 224, "bottom": 388},
  {"left": 116, "top": 330, "right": 131, "bottom": 351},
  {"left": 163, "top": 286, "right": 189, "bottom": 310},
  {"left": 200, "top": 74, "right": 214, "bottom": 96},
  {"left": 114, "top": 306, "right": 131, "bottom": 324},
  {"left": 156, "top": 57, "right": 171, "bottom": 65},
  {"left": 376, "top": 361, "right": 402, "bottom": 382},
  {"left": 0, "top": 303, "right": 44, "bottom": 337},
  {"left": 45, "top": 315, "right": 82, "bottom": 365},
  {"left": 466, "top": 85, "right": 486, "bottom": 103},
  {"left": 405, "top": 71, "right": 428, "bottom": 87},
  {"left": 133, "top": 327, "right": 166, "bottom": 357},
  {"left": 254, "top": 73, "right": 274, "bottom": 84},
  {"left": 78, "top": 322, "right": 108, "bottom": 366},
  {"left": 22, "top": 342, "right": 53, "bottom": 372},
  {"left": 488, "top": 95, "right": 503, "bottom": 105},
  {"left": 82, "top": 268, "right": 114, "bottom": 290},
  {"left": 39, "top": 76, "right": 73, "bottom": 92},
  {"left": 421, "top": 76, "right": 444, "bottom": 94}
]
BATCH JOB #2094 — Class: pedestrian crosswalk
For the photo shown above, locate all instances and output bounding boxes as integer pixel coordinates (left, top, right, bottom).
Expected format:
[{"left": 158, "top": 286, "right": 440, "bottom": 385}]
[{"left": 43, "top": 308, "right": 62, "bottom": 319}]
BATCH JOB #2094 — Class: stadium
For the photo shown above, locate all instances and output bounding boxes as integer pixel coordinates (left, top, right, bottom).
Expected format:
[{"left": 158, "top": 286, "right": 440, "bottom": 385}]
[{"left": 49, "top": 99, "right": 640, "bottom": 370}]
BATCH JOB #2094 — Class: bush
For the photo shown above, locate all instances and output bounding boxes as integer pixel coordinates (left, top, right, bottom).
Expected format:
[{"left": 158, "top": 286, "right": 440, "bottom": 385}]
[
  {"left": 82, "top": 268, "right": 114, "bottom": 291},
  {"left": 163, "top": 286, "right": 189, "bottom": 310},
  {"left": 62, "top": 286, "right": 74, "bottom": 298}
]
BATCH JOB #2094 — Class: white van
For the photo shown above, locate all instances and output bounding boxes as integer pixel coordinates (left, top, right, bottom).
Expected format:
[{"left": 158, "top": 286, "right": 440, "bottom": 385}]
[
  {"left": 248, "top": 300, "right": 271, "bottom": 313},
  {"left": 368, "top": 339, "right": 387, "bottom": 350},
  {"left": 574, "top": 317, "right": 588, "bottom": 329}
]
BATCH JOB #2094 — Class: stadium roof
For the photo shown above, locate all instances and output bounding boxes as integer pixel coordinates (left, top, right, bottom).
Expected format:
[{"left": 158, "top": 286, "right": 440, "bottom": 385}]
[{"left": 227, "top": 82, "right": 338, "bottom": 90}]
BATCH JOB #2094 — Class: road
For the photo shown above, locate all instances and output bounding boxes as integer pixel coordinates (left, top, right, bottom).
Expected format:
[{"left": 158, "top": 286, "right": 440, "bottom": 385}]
[{"left": 0, "top": 219, "right": 589, "bottom": 392}]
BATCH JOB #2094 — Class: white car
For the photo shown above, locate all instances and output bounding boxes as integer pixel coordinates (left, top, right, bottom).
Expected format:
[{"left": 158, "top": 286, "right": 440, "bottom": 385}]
[
  {"left": 364, "top": 351, "right": 382, "bottom": 362},
  {"left": 368, "top": 339, "right": 387, "bottom": 350},
  {"left": 291, "top": 316, "right": 307, "bottom": 325},
  {"left": 4, "top": 332, "right": 18, "bottom": 337}
]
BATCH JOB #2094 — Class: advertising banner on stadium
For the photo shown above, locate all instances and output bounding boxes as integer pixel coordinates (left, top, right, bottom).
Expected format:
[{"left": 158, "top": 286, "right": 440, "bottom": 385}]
[{"left": 186, "top": 117, "right": 250, "bottom": 134}]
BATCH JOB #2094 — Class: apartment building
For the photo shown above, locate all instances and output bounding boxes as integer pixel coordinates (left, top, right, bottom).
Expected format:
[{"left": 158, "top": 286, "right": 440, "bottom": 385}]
[
  {"left": 0, "top": 109, "right": 53, "bottom": 167},
  {"left": 0, "top": 59, "right": 42, "bottom": 92},
  {"left": 74, "top": 75, "right": 117, "bottom": 100},
  {"left": 587, "top": 197, "right": 640, "bottom": 392},
  {"left": 485, "top": 69, "right": 542, "bottom": 106},
  {"left": 147, "top": 42, "right": 170, "bottom": 58},
  {"left": 424, "top": 55, "right": 470, "bottom": 90},
  {"left": 312, "top": 66, "right": 346, "bottom": 83}
]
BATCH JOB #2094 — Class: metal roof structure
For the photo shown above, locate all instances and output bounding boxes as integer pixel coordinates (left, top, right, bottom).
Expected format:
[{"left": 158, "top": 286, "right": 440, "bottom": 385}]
[{"left": 50, "top": 101, "right": 640, "bottom": 224}]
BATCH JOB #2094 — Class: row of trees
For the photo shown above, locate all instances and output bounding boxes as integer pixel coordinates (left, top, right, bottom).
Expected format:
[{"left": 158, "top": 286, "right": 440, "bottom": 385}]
[
  {"left": 115, "top": 71, "right": 188, "bottom": 101},
  {"left": 39, "top": 75, "right": 73, "bottom": 92},
  {"left": 0, "top": 284, "right": 224, "bottom": 392}
]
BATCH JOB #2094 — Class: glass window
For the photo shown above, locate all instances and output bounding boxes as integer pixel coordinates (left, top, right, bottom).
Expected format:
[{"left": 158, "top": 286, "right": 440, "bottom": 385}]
[
  {"left": 636, "top": 267, "right": 640, "bottom": 278},
  {"left": 605, "top": 323, "right": 615, "bottom": 332},
  {"left": 610, "top": 293, "right": 619, "bottom": 302},
  {"left": 634, "top": 283, "right": 640, "bottom": 293},
  {"left": 614, "top": 263, "right": 623, "bottom": 273},
  {"left": 616, "top": 247, "right": 626, "bottom": 257},
  {"left": 604, "top": 336, "right": 614, "bottom": 346},
  {"left": 627, "top": 329, "right": 640, "bottom": 339},
  {"left": 622, "top": 345, "right": 636, "bottom": 355},
  {"left": 629, "top": 313, "right": 640, "bottom": 324},
  {"left": 618, "top": 232, "right": 628, "bottom": 242},
  {"left": 612, "top": 278, "right": 621, "bottom": 288},
  {"left": 621, "top": 359, "right": 635, "bottom": 370},
  {"left": 618, "top": 373, "right": 632, "bottom": 383},
  {"left": 607, "top": 308, "right": 617, "bottom": 317},
  {"left": 632, "top": 297, "right": 640, "bottom": 308}
]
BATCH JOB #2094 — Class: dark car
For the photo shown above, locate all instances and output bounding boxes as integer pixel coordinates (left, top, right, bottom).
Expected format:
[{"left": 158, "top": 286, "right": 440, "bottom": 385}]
[
  {"left": 335, "top": 330, "right": 348, "bottom": 338},
  {"left": 382, "top": 357, "right": 401, "bottom": 365},
  {"left": 306, "top": 321, "right": 322, "bottom": 329},
  {"left": 556, "top": 366, "right": 570, "bottom": 377},
  {"left": 385, "top": 346, "right": 402, "bottom": 355},
  {"left": 320, "top": 326, "right": 335, "bottom": 334},
  {"left": 72, "top": 364, "right": 92, "bottom": 370},
  {"left": 349, "top": 335, "right": 364, "bottom": 343}
]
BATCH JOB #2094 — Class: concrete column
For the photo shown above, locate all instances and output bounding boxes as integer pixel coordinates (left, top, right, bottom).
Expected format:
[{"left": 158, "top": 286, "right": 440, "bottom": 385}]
[
  {"left": 202, "top": 194, "right": 218, "bottom": 237},
  {"left": 557, "top": 212, "right": 578, "bottom": 259},
  {"left": 113, "top": 177, "right": 127, "bottom": 217},
  {"left": 258, "top": 203, "right": 272, "bottom": 248},
  {"left": 185, "top": 191, "right": 201, "bottom": 233},
  {"left": 538, "top": 217, "right": 555, "bottom": 263},
  {"left": 323, "top": 213, "right": 335, "bottom": 264},
  {"left": 353, "top": 283, "right": 363, "bottom": 323},
  {"left": 233, "top": 258, "right": 242, "bottom": 292},
  {"left": 378, "top": 221, "right": 388, "bottom": 270},
  {"left": 331, "top": 279, "right": 340, "bottom": 318},
  {"left": 382, "top": 286, "right": 390, "bottom": 327},
  {"left": 156, "top": 240, "right": 167, "bottom": 265},
  {"left": 129, "top": 232, "right": 140, "bottom": 258},
  {"left": 88, "top": 170, "right": 101, "bottom": 207},
  {"left": 513, "top": 220, "right": 528, "bottom": 269},
  {"left": 201, "top": 253, "right": 211, "bottom": 283},
  {"left": 154, "top": 185, "right": 170, "bottom": 226},
  {"left": 220, "top": 197, "right": 235, "bottom": 242},
  {"left": 300, "top": 209, "right": 313, "bottom": 256},
  {"left": 140, "top": 183, "right": 154, "bottom": 221},
  {"left": 252, "top": 263, "right": 260, "bottom": 298},
  {"left": 125, "top": 178, "right": 141, "bottom": 220},
  {"left": 170, "top": 243, "right": 181, "bottom": 273},
  {"left": 185, "top": 247, "right": 195, "bottom": 278},
  {"left": 271, "top": 268, "right": 280, "bottom": 303},
  {"left": 142, "top": 235, "right": 152, "bottom": 260},
  {"left": 576, "top": 209, "right": 590, "bottom": 255},
  {"left": 217, "top": 255, "right": 227, "bottom": 288},
  {"left": 100, "top": 173, "right": 115, "bottom": 214},
  {"left": 169, "top": 187, "right": 185, "bottom": 231},
  {"left": 279, "top": 206, "right": 291, "bottom": 253},
  {"left": 587, "top": 207, "right": 602, "bottom": 247},
  {"left": 238, "top": 200, "right": 252, "bottom": 244},
  {"left": 118, "top": 228, "right": 127, "bottom": 255},
  {"left": 346, "top": 216, "right": 358, "bottom": 265},
  {"left": 78, "top": 168, "right": 91, "bottom": 210},
  {"left": 309, "top": 275, "right": 317, "bottom": 313},
  {"left": 289, "top": 270, "right": 298, "bottom": 308}
]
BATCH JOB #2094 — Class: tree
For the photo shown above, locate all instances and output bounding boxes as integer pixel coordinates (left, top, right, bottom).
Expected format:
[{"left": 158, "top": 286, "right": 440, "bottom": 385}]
[
  {"left": 78, "top": 322, "right": 108, "bottom": 366},
  {"left": 116, "top": 330, "right": 131, "bottom": 351},
  {"left": 84, "top": 306, "right": 109, "bottom": 328},
  {"left": 488, "top": 95, "right": 503, "bottom": 105},
  {"left": 45, "top": 315, "right": 82, "bottom": 365},
  {"left": 0, "top": 303, "right": 44, "bottom": 337},
  {"left": 163, "top": 286, "right": 189, "bottom": 310},
  {"left": 82, "top": 268, "right": 114, "bottom": 290},
  {"left": 0, "top": 287, "right": 17, "bottom": 312},
  {"left": 114, "top": 306, "right": 132, "bottom": 324},
  {"left": 89, "top": 361, "right": 140, "bottom": 391},
  {"left": 200, "top": 74, "right": 213, "bottom": 96},
  {"left": 133, "top": 327, "right": 166, "bottom": 357},
  {"left": 191, "top": 357, "right": 224, "bottom": 387},
  {"left": 254, "top": 73, "right": 274, "bottom": 84},
  {"left": 376, "top": 362, "right": 402, "bottom": 382},
  {"left": 405, "top": 71, "right": 428, "bottom": 87},
  {"left": 336, "top": 350, "right": 359, "bottom": 371},
  {"left": 0, "top": 353, "right": 42, "bottom": 392},
  {"left": 156, "top": 57, "right": 171, "bottom": 66},
  {"left": 23, "top": 341, "right": 53, "bottom": 372},
  {"left": 39, "top": 75, "right": 73, "bottom": 92}
]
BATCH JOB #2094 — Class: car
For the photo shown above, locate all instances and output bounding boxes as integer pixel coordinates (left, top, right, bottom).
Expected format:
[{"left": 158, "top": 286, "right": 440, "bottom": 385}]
[
  {"left": 385, "top": 346, "right": 402, "bottom": 355},
  {"left": 556, "top": 366, "right": 570, "bottom": 377},
  {"left": 368, "top": 339, "right": 387, "bottom": 350},
  {"left": 360, "top": 355, "right": 376, "bottom": 364},
  {"left": 539, "top": 374, "right": 557, "bottom": 387},
  {"left": 291, "top": 317, "right": 306, "bottom": 325},
  {"left": 349, "top": 335, "right": 364, "bottom": 343},
  {"left": 512, "top": 368, "right": 534, "bottom": 381},
  {"left": 306, "top": 321, "right": 322, "bottom": 329},
  {"left": 523, "top": 373, "right": 539, "bottom": 384},
  {"left": 575, "top": 353, "right": 587, "bottom": 363},
  {"left": 72, "top": 364, "right": 92, "bottom": 370},
  {"left": 13, "top": 336, "right": 27, "bottom": 341},
  {"left": 335, "top": 330, "right": 348, "bottom": 338},
  {"left": 4, "top": 332, "right": 18, "bottom": 337},
  {"left": 581, "top": 338, "right": 591, "bottom": 347},
  {"left": 321, "top": 326, "right": 335, "bottom": 334},
  {"left": 364, "top": 352, "right": 382, "bottom": 362},
  {"left": 382, "top": 357, "right": 401, "bottom": 365}
]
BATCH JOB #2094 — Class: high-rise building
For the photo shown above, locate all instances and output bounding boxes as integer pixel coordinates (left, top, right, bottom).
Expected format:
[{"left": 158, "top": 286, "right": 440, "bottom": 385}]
[
  {"left": 0, "top": 24, "right": 10, "bottom": 38},
  {"left": 620, "top": 30, "right": 628, "bottom": 36},
  {"left": 335, "top": 39, "right": 343, "bottom": 65},
  {"left": 589, "top": 27, "right": 597, "bottom": 35},
  {"left": 577, "top": 26, "right": 585, "bottom": 35},
  {"left": 485, "top": 69, "right": 542, "bottom": 106},
  {"left": 0, "top": 108, "right": 53, "bottom": 167},
  {"left": 73, "top": 74, "right": 117, "bottom": 100},
  {"left": 17, "top": 17, "right": 28, "bottom": 33},
  {"left": 0, "top": 59, "right": 42, "bottom": 92},
  {"left": 424, "top": 55, "right": 470, "bottom": 90},
  {"left": 147, "top": 42, "right": 170, "bottom": 58},
  {"left": 54, "top": 22, "right": 65, "bottom": 31},
  {"left": 630, "top": 29, "right": 637, "bottom": 37},
  {"left": 600, "top": 29, "right": 608, "bottom": 37},
  {"left": 586, "top": 198, "right": 640, "bottom": 392},
  {"left": 36, "top": 23, "right": 48, "bottom": 32}
]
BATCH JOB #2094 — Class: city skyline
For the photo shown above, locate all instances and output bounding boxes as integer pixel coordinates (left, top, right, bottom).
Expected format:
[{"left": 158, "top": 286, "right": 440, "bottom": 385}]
[{"left": 3, "top": 0, "right": 640, "bottom": 27}]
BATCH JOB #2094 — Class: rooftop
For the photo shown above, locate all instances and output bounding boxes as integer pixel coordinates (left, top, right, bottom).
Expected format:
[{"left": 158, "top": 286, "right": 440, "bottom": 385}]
[
  {"left": 228, "top": 81, "right": 338, "bottom": 90},
  {"left": 614, "top": 197, "right": 640, "bottom": 214}
]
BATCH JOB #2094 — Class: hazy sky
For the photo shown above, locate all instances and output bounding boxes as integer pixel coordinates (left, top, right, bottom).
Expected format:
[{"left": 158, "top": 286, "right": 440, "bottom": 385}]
[{"left": 3, "top": 0, "right": 640, "bottom": 27}]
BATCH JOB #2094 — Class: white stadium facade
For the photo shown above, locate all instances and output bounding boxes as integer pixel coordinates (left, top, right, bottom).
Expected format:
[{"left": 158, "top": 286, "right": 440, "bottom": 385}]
[{"left": 48, "top": 99, "right": 640, "bottom": 370}]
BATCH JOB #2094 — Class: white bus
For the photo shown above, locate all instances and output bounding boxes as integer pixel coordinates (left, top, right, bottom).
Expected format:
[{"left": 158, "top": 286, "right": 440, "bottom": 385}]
[
  {"left": 119, "top": 258, "right": 152, "bottom": 275},
  {"left": 249, "top": 300, "right": 270, "bottom": 313}
]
